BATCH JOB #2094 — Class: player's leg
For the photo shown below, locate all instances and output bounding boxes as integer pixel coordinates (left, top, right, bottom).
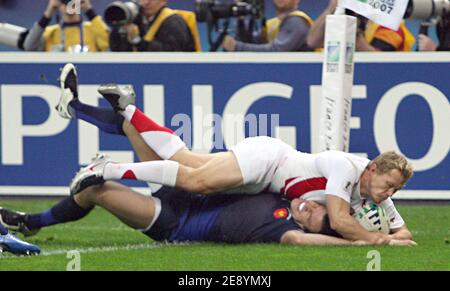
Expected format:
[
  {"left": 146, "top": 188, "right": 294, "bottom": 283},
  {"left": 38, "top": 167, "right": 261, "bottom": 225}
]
[
  {"left": 71, "top": 136, "right": 285, "bottom": 196},
  {"left": 57, "top": 64, "right": 216, "bottom": 167},
  {"left": 0, "top": 182, "right": 156, "bottom": 234},
  {"left": 56, "top": 63, "right": 216, "bottom": 168},
  {"left": 123, "top": 119, "right": 218, "bottom": 167},
  {"left": 120, "top": 106, "right": 219, "bottom": 169},
  {"left": 122, "top": 120, "right": 161, "bottom": 162},
  {"left": 70, "top": 151, "right": 244, "bottom": 195},
  {"left": 177, "top": 136, "right": 286, "bottom": 195},
  {"left": 74, "top": 181, "right": 155, "bottom": 230},
  {"left": 99, "top": 84, "right": 186, "bottom": 160},
  {"left": 175, "top": 152, "right": 244, "bottom": 194},
  {"left": 99, "top": 84, "right": 220, "bottom": 168},
  {"left": 109, "top": 151, "right": 244, "bottom": 194},
  {"left": 175, "top": 136, "right": 286, "bottom": 195},
  {"left": 0, "top": 195, "right": 95, "bottom": 236},
  {"left": 56, "top": 63, "right": 126, "bottom": 135}
]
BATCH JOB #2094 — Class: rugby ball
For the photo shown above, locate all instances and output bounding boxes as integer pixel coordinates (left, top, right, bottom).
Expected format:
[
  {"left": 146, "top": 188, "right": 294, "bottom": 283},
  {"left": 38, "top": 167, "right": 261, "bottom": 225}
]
[{"left": 353, "top": 201, "right": 390, "bottom": 234}]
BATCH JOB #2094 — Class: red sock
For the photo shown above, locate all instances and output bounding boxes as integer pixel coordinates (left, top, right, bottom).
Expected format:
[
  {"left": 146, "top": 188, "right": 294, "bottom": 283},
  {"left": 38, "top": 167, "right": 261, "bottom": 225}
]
[{"left": 121, "top": 105, "right": 185, "bottom": 159}]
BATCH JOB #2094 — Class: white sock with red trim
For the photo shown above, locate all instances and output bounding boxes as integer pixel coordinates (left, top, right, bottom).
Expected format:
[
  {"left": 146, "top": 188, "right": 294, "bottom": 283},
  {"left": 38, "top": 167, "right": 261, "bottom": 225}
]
[
  {"left": 103, "top": 160, "right": 179, "bottom": 187},
  {"left": 121, "top": 105, "right": 186, "bottom": 160}
]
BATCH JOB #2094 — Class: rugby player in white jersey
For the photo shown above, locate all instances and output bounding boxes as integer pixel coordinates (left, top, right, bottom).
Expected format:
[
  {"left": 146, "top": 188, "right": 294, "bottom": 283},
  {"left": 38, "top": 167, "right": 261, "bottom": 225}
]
[{"left": 58, "top": 64, "right": 414, "bottom": 246}]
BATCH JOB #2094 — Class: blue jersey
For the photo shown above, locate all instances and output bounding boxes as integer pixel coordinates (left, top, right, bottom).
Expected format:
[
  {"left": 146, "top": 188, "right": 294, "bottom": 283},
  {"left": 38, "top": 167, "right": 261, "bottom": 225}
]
[{"left": 144, "top": 187, "right": 300, "bottom": 243}]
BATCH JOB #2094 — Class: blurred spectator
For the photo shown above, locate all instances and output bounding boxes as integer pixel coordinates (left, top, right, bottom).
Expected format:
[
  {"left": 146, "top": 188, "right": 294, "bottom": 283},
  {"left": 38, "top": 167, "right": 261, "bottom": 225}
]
[
  {"left": 221, "top": 0, "right": 314, "bottom": 52},
  {"left": 23, "top": 0, "right": 109, "bottom": 52},
  {"left": 418, "top": 12, "right": 449, "bottom": 51},
  {"left": 307, "top": 0, "right": 415, "bottom": 52},
  {"left": 360, "top": 20, "right": 415, "bottom": 51},
  {"left": 115, "top": 0, "right": 198, "bottom": 52},
  {"left": 0, "top": 0, "right": 15, "bottom": 8}
]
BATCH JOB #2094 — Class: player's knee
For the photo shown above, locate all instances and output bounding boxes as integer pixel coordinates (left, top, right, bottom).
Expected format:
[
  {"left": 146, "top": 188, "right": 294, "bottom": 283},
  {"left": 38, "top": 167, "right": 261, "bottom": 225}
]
[
  {"left": 83, "top": 183, "right": 111, "bottom": 205},
  {"left": 74, "top": 189, "right": 96, "bottom": 208}
]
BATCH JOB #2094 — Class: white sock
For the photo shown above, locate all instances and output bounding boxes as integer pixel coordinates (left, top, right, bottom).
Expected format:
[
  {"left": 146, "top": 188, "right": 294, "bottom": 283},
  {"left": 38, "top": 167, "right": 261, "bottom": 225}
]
[{"left": 103, "top": 160, "right": 179, "bottom": 187}]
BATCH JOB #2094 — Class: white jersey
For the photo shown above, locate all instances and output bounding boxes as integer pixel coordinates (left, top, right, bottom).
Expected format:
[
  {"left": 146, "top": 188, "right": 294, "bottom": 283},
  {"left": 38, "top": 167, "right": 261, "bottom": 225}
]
[{"left": 230, "top": 136, "right": 405, "bottom": 229}]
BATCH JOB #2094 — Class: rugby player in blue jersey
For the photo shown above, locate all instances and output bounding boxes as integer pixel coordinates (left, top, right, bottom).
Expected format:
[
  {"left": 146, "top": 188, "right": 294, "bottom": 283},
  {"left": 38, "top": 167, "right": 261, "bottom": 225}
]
[
  {"left": 0, "top": 182, "right": 413, "bottom": 246},
  {"left": 0, "top": 183, "right": 350, "bottom": 245}
]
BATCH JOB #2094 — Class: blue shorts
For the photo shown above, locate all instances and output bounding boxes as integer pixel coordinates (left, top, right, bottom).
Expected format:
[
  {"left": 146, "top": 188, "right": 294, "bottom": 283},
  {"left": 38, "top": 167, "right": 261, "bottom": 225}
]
[{"left": 142, "top": 187, "right": 224, "bottom": 242}]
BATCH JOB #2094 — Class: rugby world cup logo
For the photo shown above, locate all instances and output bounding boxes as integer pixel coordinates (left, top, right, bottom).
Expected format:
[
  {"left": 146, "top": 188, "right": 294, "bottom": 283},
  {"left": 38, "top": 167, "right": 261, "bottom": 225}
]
[
  {"left": 345, "top": 42, "right": 354, "bottom": 74},
  {"left": 326, "top": 41, "right": 340, "bottom": 73}
]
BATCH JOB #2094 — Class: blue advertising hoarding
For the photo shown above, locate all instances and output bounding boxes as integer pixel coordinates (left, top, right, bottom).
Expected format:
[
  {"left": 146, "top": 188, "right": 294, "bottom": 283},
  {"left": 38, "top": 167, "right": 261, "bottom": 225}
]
[{"left": 0, "top": 52, "right": 449, "bottom": 199}]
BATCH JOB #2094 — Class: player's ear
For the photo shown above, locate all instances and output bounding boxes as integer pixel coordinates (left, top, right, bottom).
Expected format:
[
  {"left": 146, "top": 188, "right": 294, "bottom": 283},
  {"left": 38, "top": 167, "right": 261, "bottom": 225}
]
[
  {"left": 308, "top": 201, "right": 320, "bottom": 208},
  {"left": 368, "top": 162, "right": 377, "bottom": 173}
]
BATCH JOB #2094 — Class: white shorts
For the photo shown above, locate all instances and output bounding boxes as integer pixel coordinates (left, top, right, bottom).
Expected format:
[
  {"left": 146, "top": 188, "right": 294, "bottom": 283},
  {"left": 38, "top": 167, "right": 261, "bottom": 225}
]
[{"left": 230, "top": 136, "right": 292, "bottom": 194}]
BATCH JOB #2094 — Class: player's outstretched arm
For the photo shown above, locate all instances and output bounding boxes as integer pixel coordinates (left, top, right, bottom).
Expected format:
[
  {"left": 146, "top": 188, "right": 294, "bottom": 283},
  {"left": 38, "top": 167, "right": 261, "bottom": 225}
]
[
  {"left": 388, "top": 239, "right": 417, "bottom": 246},
  {"left": 280, "top": 230, "right": 354, "bottom": 245},
  {"left": 280, "top": 231, "right": 417, "bottom": 246},
  {"left": 389, "top": 225, "right": 413, "bottom": 240},
  {"left": 326, "top": 195, "right": 391, "bottom": 245}
]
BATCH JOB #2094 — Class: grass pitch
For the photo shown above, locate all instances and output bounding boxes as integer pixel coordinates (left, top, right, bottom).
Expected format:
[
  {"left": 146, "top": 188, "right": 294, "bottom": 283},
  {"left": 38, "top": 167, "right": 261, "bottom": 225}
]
[{"left": 0, "top": 198, "right": 449, "bottom": 271}]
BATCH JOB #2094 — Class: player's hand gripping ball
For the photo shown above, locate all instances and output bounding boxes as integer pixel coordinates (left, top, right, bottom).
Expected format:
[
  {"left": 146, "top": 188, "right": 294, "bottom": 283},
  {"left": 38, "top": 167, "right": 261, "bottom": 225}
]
[{"left": 353, "top": 201, "right": 390, "bottom": 234}]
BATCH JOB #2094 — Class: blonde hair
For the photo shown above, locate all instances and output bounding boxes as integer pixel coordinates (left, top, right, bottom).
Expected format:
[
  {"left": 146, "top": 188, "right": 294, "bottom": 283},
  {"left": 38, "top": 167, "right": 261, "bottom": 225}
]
[{"left": 370, "top": 151, "right": 414, "bottom": 183}]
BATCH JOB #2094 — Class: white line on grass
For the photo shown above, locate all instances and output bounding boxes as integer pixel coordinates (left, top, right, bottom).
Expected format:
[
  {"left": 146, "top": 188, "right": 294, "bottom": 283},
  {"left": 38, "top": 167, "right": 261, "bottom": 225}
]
[
  {"left": 0, "top": 241, "right": 199, "bottom": 260},
  {"left": 54, "top": 225, "right": 135, "bottom": 232},
  {"left": 41, "top": 243, "right": 164, "bottom": 256}
]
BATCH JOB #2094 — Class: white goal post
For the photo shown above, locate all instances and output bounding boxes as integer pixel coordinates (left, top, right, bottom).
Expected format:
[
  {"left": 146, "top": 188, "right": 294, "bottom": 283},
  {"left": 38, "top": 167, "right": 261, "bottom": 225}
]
[{"left": 318, "top": 9, "right": 357, "bottom": 153}]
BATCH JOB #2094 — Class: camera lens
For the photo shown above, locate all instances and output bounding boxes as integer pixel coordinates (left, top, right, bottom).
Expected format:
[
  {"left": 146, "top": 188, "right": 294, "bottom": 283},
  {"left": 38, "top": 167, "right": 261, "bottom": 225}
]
[
  {"left": 104, "top": 5, "right": 128, "bottom": 25},
  {"left": 104, "top": 1, "right": 140, "bottom": 26}
]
